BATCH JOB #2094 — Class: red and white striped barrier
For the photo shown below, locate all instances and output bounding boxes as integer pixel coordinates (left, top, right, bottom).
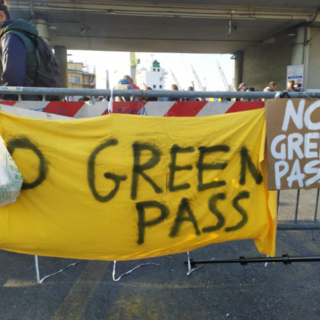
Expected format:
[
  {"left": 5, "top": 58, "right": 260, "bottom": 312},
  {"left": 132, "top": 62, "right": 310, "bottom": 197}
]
[{"left": 0, "top": 100, "right": 264, "bottom": 118}]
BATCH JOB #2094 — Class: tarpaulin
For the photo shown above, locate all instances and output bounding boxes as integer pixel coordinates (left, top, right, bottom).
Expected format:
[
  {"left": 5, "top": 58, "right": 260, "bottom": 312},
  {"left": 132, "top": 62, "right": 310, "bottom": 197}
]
[{"left": 0, "top": 108, "right": 277, "bottom": 260}]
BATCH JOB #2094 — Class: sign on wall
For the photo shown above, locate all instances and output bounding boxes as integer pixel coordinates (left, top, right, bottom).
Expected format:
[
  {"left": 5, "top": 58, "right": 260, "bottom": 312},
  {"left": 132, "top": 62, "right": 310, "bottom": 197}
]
[
  {"left": 287, "top": 65, "right": 304, "bottom": 89},
  {"left": 266, "top": 99, "right": 320, "bottom": 190}
]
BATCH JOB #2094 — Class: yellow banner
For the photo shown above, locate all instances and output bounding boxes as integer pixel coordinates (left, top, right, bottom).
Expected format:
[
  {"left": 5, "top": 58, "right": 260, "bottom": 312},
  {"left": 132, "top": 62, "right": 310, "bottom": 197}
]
[{"left": 0, "top": 109, "right": 277, "bottom": 260}]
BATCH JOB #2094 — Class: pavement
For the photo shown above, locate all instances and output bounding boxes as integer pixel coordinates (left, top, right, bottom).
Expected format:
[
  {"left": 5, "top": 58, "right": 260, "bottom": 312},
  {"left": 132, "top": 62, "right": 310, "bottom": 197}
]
[{"left": 0, "top": 190, "right": 320, "bottom": 320}]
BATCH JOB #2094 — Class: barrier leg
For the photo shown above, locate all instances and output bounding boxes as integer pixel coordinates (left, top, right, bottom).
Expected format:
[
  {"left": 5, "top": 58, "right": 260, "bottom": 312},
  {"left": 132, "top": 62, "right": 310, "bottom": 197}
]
[
  {"left": 112, "top": 260, "right": 160, "bottom": 282},
  {"left": 34, "top": 255, "right": 82, "bottom": 284},
  {"left": 186, "top": 251, "right": 205, "bottom": 276},
  {"left": 264, "top": 255, "right": 269, "bottom": 267},
  {"left": 35, "top": 255, "right": 41, "bottom": 284}
]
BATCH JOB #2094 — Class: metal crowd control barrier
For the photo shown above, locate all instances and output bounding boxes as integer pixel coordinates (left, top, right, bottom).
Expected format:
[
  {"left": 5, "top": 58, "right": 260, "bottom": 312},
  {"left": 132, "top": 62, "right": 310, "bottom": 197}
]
[
  {"left": 1, "top": 86, "right": 320, "bottom": 282},
  {"left": 277, "top": 189, "right": 320, "bottom": 231},
  {"left": 1, "top": 86, "right": 320, "bottom": 100}
]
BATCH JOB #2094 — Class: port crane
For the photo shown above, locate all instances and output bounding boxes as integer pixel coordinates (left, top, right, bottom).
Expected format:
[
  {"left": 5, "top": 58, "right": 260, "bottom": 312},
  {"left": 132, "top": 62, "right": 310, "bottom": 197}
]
[
  {"left": 170, "top": 68, "right": 181, "bottom": 90},
  {"left": 217, "top": 60, "right": 231, "bottom": 91},
  {"left": 130, "top": 52, "right": 140, "bottom": 83},
  {"left": 191, "top": 65, "right": 206, "bottom": 91}
]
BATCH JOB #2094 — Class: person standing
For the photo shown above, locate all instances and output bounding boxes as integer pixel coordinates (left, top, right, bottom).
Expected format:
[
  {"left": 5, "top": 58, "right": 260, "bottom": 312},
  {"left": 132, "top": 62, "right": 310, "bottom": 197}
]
[
  {"left": 113, "top": 76, "right": 135, "bottom": 101},
  {"left": 123, "top": 75, "right": 143, "bottom": 101},
  {"left": 287, "top": 80, "right": 297, "bottom": 92},
  {"left": 167, "top": 84, "right": 180, "bottom": 102},
  {"left": 0, "top": 1, "right": 38, "bottom": 100},
  {"left": 92, "top": 96, "right": 99, "bottom": 102},
  {"left": 143, "top": 87, "right": 158, "bottom": 102},
  {"left": 294, "top": 83, "right": 302, "bottom": 92},
  {"left": 238, "top": 82, "right": 251, "bottom": 101},
  {"left": 186, "top": 86, "right": 198, "bottom": 101},
  {"left": 123, "top": 75, "right": 139, "bottom": 90},
  {"left": 263, "top": 82, "right": 277, "bottom": 92}
]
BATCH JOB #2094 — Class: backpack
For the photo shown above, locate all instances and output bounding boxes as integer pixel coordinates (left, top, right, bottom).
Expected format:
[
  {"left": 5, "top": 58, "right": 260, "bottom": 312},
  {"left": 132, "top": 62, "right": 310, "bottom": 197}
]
[
  {"left": 31, "top": 34, "right": 61, "bottom": 90},
  {"left": 3, "top": 29, "right": 61, "bottom": 100},
  {"left": 20, "top": 30, "right": 60, "bottom": 84}
]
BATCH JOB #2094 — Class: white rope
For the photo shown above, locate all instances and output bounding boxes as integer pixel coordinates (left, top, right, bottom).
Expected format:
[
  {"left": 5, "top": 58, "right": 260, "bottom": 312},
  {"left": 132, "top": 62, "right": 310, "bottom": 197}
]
[
  {"left": 112, "top": 261, "right": 160, "bottom": 282},
  {"left": 39, "top": 261, "right": 82, "bottom": 284},
  {"left": 275, "top": 91, "right": 292, "bottom": 99},
  {"left": 274, "top": 91, "right": 282, "bottom": 99},
  {"left": 186, "top": 251, "right": 205, "bottom": 276},
  {"left": 108, "top": 89, "right": 114, "bottom": 114},
  {"left": 34, "top": 255, "right": 82, "bottom": 284}
]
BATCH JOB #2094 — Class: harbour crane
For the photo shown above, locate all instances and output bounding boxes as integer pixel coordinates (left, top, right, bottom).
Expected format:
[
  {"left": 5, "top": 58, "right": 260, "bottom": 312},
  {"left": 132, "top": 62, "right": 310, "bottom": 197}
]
[
  {"left": 170, "top": 69, "right": 181, "bottom": 90},
  {"left": 217, "top": 61, "right": 231, "bottom": 91},
  {"left": 130, "top": 52, "right": 140, "bottom": 83},
  {"left": 191, "top": 65, "right": 206, "bottom": 91}
]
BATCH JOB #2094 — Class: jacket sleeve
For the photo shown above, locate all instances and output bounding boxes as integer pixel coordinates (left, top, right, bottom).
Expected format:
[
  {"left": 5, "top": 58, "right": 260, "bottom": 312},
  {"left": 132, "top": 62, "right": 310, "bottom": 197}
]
[{"left": 1, "top": 33, "right": 27, "bottom": 100}]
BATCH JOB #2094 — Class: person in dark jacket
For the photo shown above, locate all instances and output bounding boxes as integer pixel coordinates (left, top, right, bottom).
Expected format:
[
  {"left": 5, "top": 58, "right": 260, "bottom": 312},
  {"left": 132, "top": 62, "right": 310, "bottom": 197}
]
[
  {"left": 0, "top": 1, "right": 39, "bottom": 100},
  {"left": 294, "top": 83, "right": 302, "bottom": 92},
  {"left": 144, "top": 87, "right": 158, "bottom": 102},
  {"left": 185, "top": 86, "right": 198, "bottom": 101},
  {"left": 167, "top": 84, "right": 180, "bottom": 102}
]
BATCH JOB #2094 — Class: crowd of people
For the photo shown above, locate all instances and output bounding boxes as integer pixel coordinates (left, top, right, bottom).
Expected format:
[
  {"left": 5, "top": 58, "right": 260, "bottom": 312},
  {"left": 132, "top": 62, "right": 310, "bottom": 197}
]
[
  {"left": 236, "top": 80, "right": 302, "bottom": 101},
  {"left": 239, "top": 80, "right": 301, "bottom": 94},
  {"left": 78, "top": 77, "right": 202, "bottom": 102},
  {"left": 76, "top": 76, "right": 304, "bottom": 103},
  {"left": 111, "top": 77, "right": 193, "bottom": 102}
]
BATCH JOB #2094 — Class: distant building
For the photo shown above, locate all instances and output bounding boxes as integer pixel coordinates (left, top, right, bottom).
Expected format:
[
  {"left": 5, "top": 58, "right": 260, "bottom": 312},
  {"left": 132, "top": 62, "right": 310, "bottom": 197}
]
[
  {"left": 68, "top": 62, "right": 96, "bottom": 89},
  {"left": 136, "top": 60, "right": 167, "bottom": 90}
]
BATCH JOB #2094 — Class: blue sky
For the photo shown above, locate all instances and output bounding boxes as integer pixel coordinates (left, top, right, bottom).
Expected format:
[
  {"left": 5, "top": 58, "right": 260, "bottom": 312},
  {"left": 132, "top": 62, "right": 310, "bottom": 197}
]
[{"left": 68, "top": 51, "right": 235, "bottom": 91}]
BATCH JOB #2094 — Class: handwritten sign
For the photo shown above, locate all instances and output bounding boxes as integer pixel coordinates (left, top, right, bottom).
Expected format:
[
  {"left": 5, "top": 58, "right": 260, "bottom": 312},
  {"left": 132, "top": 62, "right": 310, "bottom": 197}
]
[
  {"left": 0, "top": 109, "right": 277, "bottom": 260},
  {"left": 266, "top": 99, "right": 320, "bottom": 190}
]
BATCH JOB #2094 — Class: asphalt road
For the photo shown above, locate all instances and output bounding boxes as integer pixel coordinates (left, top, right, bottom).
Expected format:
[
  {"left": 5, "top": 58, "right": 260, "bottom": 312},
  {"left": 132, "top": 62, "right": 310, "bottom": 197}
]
[{"left": 0, "top": 191, "right": 320, "bottom": 320}]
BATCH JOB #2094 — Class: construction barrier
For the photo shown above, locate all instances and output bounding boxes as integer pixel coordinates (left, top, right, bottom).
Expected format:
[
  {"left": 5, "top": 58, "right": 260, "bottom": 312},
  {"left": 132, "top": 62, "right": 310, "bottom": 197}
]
[{"left": 0, "top": 100, "right": 264, "bottom": 118}]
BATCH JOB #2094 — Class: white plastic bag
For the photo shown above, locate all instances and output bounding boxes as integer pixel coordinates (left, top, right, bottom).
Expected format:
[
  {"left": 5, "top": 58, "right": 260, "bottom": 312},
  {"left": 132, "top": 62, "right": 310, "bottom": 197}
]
[{"left": 0, "top": 136, "right": 23, "bottom": 207}]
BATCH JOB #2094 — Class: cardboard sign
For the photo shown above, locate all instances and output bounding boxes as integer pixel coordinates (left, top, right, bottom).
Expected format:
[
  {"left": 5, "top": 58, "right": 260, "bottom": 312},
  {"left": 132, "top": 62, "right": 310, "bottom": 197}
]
[{"left": 266, "top": 99, "right": 320, "bottom": 190}]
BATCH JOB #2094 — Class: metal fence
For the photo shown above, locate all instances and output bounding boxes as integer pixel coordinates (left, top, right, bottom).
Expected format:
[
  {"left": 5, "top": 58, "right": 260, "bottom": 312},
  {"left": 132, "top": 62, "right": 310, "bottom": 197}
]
[
  {"left": 277, "top": 189, "right": 320, "bottom": 231},
  {"left": 1, "top": 86, "right": 320, "bottom": 232},
  {"left": 1, "top": 86, "right": 320, "bottom": 100}
]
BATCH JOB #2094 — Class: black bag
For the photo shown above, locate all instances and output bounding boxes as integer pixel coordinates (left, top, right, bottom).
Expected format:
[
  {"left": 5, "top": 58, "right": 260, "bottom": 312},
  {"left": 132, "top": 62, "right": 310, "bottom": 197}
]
[
  {"left": 7, "top": 30, "right": 61, "bottom": 100},
  {"left": 33, "top": 36, "right": 61, "bottom": 90}
]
